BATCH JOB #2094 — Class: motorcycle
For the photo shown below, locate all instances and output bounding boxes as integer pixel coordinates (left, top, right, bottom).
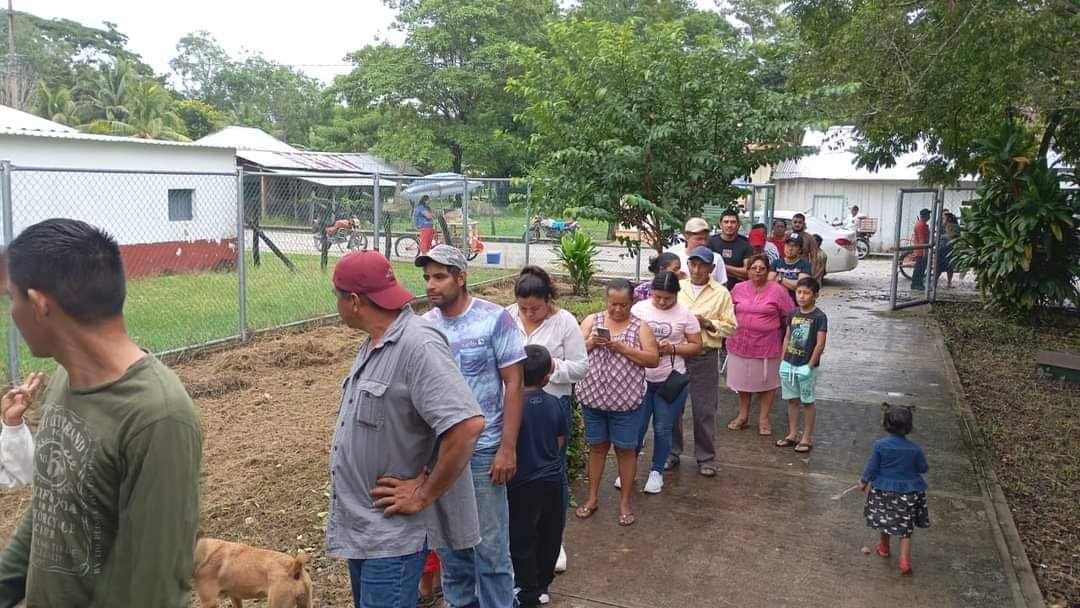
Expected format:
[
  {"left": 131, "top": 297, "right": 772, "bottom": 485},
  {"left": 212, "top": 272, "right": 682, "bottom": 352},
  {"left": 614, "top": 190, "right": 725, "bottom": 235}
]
[
  {"left": 312, "top": 215, "right": 366, "bottom": 253},
  {"left": 523, "top": 215, "right": 580, "bottom": 242}
]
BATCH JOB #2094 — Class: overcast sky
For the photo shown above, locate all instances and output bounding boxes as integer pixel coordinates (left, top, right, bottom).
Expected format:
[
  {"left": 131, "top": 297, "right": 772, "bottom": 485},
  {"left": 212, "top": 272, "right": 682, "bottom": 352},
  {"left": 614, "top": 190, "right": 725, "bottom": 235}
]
[
  {"left": 21, "top": 0, "right": 405, "bottom": 84},
  {"left": 22, "top": 0, "right": 723, "bottom": 84}
]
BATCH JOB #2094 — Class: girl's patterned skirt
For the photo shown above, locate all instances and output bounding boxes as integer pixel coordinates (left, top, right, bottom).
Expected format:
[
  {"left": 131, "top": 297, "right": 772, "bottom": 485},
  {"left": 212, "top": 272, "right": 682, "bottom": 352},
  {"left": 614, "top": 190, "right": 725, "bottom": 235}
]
[{"left": 864, "top": 487, "right": 930, "bottom": 538}]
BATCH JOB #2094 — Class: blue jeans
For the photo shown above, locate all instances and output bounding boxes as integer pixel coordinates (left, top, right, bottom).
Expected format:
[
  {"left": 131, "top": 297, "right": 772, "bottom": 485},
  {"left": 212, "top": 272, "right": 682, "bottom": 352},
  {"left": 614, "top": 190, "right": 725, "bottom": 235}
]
[
  {"left": 347, "top": 546, "right": 427, "bottom": 608},
  {"left": 437, "top": 448, "right": 514, "bottom": 608},
  {"left": 637, "top": 380, "right": 689, "bottom": 473}
]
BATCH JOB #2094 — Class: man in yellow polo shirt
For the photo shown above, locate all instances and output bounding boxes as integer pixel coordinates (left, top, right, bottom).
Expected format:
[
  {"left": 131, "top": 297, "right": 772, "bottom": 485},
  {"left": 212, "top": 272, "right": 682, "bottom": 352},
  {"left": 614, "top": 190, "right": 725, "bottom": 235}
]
[{"left": 668, "top": 246, "right": 737, "bottom": 477}]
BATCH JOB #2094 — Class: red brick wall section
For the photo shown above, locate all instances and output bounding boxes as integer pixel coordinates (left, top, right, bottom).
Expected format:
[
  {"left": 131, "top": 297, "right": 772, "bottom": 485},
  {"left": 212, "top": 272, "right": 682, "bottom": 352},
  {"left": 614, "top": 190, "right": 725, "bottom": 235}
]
[{"left": 120, "top": 239, "right": 237, "bottom": 278}]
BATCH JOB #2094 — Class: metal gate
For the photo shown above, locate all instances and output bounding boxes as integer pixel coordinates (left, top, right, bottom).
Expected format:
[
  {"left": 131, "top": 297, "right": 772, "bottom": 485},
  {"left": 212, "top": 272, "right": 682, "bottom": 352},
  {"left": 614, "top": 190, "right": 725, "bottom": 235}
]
[
  {"left": 747, "top": 184, "right": 776, "bottom": 227},
  {"left": 889, "top": 188, "right": 943, "bottom": 310}
]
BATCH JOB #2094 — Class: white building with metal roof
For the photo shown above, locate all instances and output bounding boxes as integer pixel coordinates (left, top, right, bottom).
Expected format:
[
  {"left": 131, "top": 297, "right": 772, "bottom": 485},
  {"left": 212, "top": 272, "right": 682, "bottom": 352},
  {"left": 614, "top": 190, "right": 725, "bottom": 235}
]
[
  {"left": 772, "top": 127, "right": 977, "bottom": 252},
  {"left": 0, "top": 104, "right": 239, "bottom": 276}
]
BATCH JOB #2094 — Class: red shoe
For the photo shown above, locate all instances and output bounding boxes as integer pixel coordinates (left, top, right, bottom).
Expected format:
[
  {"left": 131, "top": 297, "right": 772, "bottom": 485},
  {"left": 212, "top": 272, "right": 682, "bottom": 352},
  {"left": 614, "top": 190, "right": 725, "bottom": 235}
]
[
  {"left": 876, "top": 543, "right": 891, "bottom": 557},
  {"left": 899, "top": 560, "right": 913, "bottom": 575}
]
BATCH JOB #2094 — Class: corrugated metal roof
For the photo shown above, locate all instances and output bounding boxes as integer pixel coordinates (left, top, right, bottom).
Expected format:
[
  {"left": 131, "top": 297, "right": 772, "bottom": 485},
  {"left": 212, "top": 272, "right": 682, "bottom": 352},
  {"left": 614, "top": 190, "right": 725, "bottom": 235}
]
[
  {"left": 261, "top": 168, "right": 399, "bottom": 187},
  {"left": 0, "top": 104, "right": 77, "bottom": 133},
  {"left": 240, "top": 150, "right": 420, "bottom": 175},
  {"left": 196, "top": 126, "right": 295, "bottom": 152},
  {"left": 199, "top": 125, "right": 422, "bottom": 176},
  {"left": 0, "top": 104, "right": 233, "bottom": 150},
  {"left": 774, "top": 126, "right": 968, "bottom": 182}
]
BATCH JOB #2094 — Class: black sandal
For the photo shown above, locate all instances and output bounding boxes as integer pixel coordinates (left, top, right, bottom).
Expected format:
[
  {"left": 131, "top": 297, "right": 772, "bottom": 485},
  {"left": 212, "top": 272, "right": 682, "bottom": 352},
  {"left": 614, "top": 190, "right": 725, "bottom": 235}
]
[
  {"left": 794, "top": 443, "right": 813, "bottom": 453},
  {"left": 775, "top": 437, "right": 798, "bottom": 448}
]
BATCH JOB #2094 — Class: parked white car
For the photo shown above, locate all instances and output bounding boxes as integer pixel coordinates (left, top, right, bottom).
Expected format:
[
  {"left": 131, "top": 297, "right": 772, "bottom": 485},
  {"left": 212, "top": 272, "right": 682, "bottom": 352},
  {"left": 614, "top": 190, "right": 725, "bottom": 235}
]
[{"left": 766, "top": 211, "right": 859, "bottom": 274}]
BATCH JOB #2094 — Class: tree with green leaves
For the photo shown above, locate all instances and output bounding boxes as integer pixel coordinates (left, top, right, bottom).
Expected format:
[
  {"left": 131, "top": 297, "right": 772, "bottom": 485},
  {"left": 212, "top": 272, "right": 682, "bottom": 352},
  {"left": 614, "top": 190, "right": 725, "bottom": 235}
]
[
  {"left": 75, "top": 60, "right": 137, "bottom": 121},
  {"left": 511, "top": 18, "right": 806, "bottom": 253},
  {"left": 790, "top": 0, "right": 1080, "bottom": 180},
  {"left": 951, "top": 123, "right": 1079, "bottom": 315},
  {"left": 81, "top": 80, "right": 189, "bottom": 141},
  {"left": 333, "top": 0, "right": 556, "bottom": 175},
  {"left": 31, "top": 83, "right": 76, "bottom": 125},
  {"left": 1, "top": 13, "right": 152, "bottom": 91},
  {"left": 168, "top": 32, "right": 327, "bottom": 146},
  {"left": 172, "top": 99, "right": 226, "bottom": 140}
]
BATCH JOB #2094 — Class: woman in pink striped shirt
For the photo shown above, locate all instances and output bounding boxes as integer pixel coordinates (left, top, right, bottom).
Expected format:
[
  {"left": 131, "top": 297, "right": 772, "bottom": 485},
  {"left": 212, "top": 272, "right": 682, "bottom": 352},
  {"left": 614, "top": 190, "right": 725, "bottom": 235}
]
[{"left": 724, "top": 255, "right": 796, "bottom": 435}]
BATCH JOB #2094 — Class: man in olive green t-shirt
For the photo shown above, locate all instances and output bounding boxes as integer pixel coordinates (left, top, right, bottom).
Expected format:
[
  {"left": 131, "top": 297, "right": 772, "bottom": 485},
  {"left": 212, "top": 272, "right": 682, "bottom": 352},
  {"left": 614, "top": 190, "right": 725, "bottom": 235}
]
[{"left": 0, "top": 219, "right": 202, "bottom": 607}]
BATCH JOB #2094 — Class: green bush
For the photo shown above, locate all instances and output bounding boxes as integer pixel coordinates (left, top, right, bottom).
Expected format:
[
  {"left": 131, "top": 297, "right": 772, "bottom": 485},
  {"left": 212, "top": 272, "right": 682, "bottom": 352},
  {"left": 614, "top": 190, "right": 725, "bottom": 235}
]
[
  {"left": 951, "top": 124, "right": 1080, "bottom": 316},
  {"left": 553, "top": 231, "right": 599, "bottom": 296}
]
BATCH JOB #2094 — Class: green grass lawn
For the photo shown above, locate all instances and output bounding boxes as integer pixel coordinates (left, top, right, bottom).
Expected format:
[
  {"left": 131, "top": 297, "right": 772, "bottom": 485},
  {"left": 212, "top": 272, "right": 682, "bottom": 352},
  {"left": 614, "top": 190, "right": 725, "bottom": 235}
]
[
  {"left": 2, "top": 253, "right": 511, "bottom": 379},
  {"left": 473, "top": 209, "right": 609, "bottom": 240}
]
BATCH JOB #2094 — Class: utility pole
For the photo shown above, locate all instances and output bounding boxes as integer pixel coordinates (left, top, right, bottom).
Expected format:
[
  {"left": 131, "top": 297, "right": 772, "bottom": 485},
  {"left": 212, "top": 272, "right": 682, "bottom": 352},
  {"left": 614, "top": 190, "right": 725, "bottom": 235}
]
[{"left": 6, "top": 0, "right": 16, "bottom": 107}]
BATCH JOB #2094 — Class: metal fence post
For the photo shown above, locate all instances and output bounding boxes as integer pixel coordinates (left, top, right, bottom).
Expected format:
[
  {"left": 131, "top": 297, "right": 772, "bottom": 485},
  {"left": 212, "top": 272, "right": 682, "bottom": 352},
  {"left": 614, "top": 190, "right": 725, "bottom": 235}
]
[
  {"left": 524, "top": 182, "right": 531, "bottom": 266},
  {"left": 929, "top": 187, "right": 945, "bottom": 304},
  {"left": 236, "top": 168, "right": 248, "bottom": 341},
  {"left": 1, "top": 161, "right": 18, "bottom": 384},
  {"left": 462, "top": 175, "right": 470, "bottom": 252},
  {"left": 373, "top": 172, "right": 382, "bottom": 257},
  {"left": 635, "top": 226, "right": 642, "bottom": 282},
  {"left": 889, "top": 190, "right": 903, "bottom": 310}
]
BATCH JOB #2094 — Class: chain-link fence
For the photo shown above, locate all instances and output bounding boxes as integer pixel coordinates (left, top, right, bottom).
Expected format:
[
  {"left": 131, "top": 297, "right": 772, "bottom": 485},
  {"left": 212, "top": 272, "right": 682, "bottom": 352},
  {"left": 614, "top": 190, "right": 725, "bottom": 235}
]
[
  {"left": 1, "top": 164, "right": 241, "bottom": 381},
  {"left": 0, "top": 166, "right": 537, "bottom": 383}
]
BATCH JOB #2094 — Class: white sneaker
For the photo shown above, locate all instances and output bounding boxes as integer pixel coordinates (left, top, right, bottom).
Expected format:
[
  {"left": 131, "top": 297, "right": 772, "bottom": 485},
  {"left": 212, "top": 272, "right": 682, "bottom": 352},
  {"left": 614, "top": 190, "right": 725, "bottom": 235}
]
[
  {"left": 642, "top": 471, "right": 663, "bottom": 494},
  {"left": 555, "top": 544, "right": 567, "bottom": 573},
  {"left": 540, "top": 593, "right": 551, "bottom": 604},
  {"left": 613, "top": 475, "right": 622, "bottom": 489}
]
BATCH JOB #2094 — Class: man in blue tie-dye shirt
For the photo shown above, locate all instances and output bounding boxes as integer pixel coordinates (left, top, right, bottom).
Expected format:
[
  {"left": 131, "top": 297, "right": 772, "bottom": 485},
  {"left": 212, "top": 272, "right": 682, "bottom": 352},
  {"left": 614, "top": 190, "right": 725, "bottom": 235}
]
[{"left": 418, "top": 245, "right": 526, "bottom": 608}]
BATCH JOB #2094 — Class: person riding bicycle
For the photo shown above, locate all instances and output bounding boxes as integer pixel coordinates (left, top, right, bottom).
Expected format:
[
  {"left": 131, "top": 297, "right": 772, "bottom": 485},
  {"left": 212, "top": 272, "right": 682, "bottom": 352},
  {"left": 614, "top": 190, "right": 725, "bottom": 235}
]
[{"left": 414, "top": 195, "right": 436, "bottom": 254}]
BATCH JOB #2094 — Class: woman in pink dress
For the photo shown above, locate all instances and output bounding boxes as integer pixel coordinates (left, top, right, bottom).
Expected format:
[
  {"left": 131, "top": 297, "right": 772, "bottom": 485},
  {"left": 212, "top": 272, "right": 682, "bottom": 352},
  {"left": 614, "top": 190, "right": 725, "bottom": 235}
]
[{"left": 725, "top": 254, "right": 795, "bottom": 435}]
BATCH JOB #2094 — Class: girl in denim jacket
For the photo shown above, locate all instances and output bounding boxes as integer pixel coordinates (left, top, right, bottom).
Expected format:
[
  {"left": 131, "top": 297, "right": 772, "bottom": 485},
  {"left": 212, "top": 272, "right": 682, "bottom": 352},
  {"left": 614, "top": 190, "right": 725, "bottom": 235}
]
[{"left": 860, "top": 405, "right": 929, "bottom": 575}]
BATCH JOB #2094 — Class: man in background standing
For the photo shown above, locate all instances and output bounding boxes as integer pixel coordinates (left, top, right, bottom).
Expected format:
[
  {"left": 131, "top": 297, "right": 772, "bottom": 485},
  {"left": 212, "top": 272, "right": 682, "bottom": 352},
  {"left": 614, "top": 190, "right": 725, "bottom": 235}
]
[
  {"left": 418, "top": 245, "right": 527, "bottom": 608},
  {"left": 669, "top": 217, "right": 727, "bottom": 286},
  {"left": 790, "top": 213, "right": 822, "bottom": 279},
  {"left": 911, "top": 208, "right": 932, "bottom": 292},
  {"left": 708, "top": 209, "right": 752, "bottom": 291}
]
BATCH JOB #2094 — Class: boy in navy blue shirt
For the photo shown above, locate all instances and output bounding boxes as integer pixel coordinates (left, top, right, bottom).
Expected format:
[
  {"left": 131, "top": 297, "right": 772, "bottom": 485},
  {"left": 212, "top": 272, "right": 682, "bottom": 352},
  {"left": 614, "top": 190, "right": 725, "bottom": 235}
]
[{"left": 508, "top": 345, "right": 568, "bottom": 608}]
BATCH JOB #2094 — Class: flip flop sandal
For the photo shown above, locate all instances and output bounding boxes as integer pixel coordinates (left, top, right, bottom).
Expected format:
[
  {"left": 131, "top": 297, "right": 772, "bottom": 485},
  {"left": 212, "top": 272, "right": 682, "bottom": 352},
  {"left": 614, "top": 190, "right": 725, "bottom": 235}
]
[
  {"left": 575, "top": 504, "right": 599, "bottom": 519},
  {"left": 727, "top": 419, "right": 748, "bottom": 431},
  {"left": 775, "top": 437, "right": 798, "bottom": 447},
  {"left": 618, "top": 512, "right": 636, "bottom": 526},
  {"left": 698, "top": 465, "right": 717, "bottom": 477},
  {"left": 794, "top": 443, "right": 813, "bottom": 453},
  {"left": 758, "top": 425, "right": 773, "bottom": 436}
]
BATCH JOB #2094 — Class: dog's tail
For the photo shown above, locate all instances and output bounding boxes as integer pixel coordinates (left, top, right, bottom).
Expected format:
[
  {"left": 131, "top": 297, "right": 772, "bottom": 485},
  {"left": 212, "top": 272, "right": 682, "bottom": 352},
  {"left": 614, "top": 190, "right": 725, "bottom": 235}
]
[{"left": 291, "top": 550, "right": 308, "bottom": 580}]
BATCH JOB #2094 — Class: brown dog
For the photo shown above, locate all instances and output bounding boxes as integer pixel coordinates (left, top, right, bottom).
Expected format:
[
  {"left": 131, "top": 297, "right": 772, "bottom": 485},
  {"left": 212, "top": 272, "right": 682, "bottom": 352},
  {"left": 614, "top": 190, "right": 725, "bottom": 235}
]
[{"left": 193, "top": 537, "right": 313, "bottom": 608}]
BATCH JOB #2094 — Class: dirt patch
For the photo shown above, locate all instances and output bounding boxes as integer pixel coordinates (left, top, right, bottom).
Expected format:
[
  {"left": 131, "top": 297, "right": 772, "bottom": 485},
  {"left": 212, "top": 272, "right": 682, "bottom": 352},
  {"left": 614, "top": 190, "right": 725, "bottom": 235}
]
[{"left": 934, "top": 303, "right": 1080, "bottom": 606}]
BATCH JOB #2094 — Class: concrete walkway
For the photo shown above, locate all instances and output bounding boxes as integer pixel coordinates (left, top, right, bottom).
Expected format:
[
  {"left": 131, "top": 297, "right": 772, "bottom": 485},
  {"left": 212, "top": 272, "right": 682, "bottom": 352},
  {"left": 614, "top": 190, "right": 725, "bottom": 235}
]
[{"left": 550, "top": 264, "right": 1023, "bottom": 608}]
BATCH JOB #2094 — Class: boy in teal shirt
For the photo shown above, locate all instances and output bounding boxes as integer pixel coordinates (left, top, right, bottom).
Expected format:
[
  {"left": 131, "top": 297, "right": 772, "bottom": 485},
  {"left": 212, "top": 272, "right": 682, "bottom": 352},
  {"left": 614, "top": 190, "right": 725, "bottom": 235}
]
[{"left": 776, "top": 277, "right": 828, "bottom": 454}]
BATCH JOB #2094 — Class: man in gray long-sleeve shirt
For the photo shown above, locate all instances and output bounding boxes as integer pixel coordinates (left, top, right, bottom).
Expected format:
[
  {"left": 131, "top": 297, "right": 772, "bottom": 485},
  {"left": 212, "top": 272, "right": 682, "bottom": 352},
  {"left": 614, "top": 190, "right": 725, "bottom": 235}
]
[{"left": 327, "top": 249, "right": 485, "bottom": 608}]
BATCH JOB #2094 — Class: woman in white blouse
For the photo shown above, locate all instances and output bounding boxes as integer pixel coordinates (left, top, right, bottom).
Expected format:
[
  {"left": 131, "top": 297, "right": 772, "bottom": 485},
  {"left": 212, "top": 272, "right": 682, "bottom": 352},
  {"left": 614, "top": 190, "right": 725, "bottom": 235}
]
[{"left": 506, "top": 266, "right": 589, "bottom": 581}]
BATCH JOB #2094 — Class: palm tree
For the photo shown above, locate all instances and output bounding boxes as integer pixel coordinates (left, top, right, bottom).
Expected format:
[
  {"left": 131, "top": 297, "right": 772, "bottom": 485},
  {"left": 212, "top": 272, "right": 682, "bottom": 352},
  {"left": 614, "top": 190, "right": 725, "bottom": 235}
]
[
  {"left": 31, "top": 83, "right": 77, "bottom": 125},
  {"left": 76, "top": 60, "right": 136, "bottom": 121},
  {"left": 81, "top": 81, "right": 190, "bottom": 141}
]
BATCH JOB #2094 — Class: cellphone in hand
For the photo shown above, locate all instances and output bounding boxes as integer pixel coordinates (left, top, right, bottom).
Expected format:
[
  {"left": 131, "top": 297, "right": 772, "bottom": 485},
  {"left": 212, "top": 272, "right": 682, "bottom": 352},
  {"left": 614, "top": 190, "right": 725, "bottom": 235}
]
[{"left": 595, "top": 327, "right": 611, "bottom": 340}]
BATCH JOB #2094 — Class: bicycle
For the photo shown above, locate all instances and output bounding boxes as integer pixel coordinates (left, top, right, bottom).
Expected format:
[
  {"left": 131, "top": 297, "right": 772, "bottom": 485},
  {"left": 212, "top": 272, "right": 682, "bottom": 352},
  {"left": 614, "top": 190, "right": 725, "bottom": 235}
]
[
  {"left": 394, "top": 214, "right": 483, "bottom": 261},
  {"left": 896, "top": 238, "right": 917, "bottom": 280}
]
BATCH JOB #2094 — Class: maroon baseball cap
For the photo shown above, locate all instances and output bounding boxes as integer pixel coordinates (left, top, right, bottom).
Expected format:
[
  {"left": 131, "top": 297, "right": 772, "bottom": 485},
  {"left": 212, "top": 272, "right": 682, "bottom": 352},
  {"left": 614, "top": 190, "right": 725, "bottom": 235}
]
[{"left": 333, "top": 250, "right": 415, "bottom": 309}]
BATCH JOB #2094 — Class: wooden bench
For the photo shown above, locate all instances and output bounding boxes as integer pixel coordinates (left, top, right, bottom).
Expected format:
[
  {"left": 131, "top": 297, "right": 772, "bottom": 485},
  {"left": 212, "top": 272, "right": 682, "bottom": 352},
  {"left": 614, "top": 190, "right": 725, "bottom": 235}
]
[{"left": 1036, "top": 350, "right": 1080, "bottom": 383}]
